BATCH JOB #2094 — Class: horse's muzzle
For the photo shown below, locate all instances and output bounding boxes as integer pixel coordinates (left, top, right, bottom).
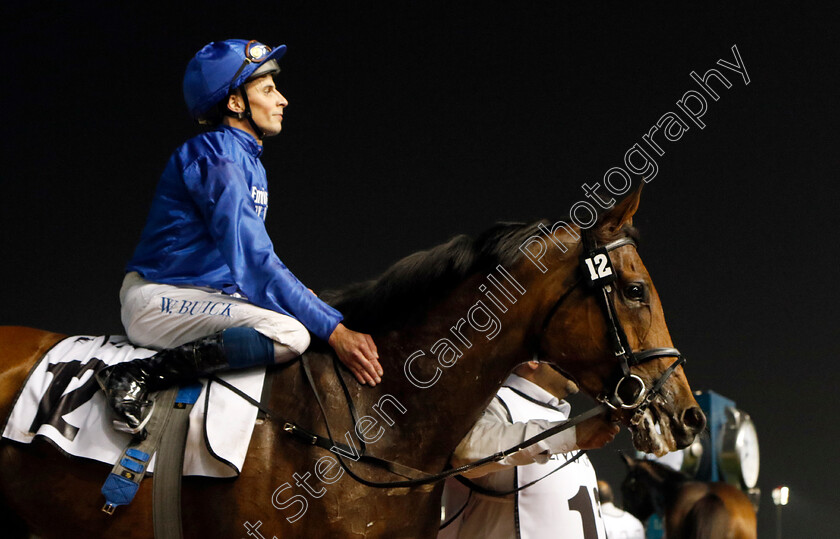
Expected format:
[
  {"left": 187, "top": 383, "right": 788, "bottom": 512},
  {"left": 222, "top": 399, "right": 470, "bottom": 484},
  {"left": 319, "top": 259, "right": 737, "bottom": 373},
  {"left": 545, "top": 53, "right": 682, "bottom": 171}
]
[{"left": 675, "top": 405, "right": 706, "bottom": 448}]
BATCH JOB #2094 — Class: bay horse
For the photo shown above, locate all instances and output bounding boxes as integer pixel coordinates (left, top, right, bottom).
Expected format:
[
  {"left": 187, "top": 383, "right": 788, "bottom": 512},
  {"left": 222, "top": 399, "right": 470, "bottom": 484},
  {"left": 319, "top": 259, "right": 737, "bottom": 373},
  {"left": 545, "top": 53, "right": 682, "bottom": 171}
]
[
  {"left": 620, "top": 455, "right": 757, "bottom": 539},
  {"left": 0, "top": 188, "right": 706, "bottom": 538}
]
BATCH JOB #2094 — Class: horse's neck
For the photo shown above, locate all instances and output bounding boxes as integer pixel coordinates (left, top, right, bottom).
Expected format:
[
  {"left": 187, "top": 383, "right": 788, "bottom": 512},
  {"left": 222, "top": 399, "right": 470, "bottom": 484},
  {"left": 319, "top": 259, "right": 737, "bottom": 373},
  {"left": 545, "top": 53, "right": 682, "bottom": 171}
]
[
  {"left": 648, "top": 467, "right": 688, "bottom": 513},
  {"left": 363, "top": 268, "right": 547, "bottom": 468}
]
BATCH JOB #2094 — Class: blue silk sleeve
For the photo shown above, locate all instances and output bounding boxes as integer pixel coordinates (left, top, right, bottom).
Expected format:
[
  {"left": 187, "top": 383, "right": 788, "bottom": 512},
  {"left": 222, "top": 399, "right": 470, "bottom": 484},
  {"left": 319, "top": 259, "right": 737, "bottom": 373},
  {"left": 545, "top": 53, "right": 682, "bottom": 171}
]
[{"left": 183, "top": 155, "right": 343, "bottom": 342}]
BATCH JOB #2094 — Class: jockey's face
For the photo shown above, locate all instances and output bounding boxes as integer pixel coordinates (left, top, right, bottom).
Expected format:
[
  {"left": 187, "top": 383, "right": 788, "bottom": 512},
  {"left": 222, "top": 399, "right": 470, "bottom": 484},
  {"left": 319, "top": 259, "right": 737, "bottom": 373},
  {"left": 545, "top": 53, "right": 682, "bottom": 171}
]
[{"left": 229, "top": 74, "right": 288, "bottom": 140}]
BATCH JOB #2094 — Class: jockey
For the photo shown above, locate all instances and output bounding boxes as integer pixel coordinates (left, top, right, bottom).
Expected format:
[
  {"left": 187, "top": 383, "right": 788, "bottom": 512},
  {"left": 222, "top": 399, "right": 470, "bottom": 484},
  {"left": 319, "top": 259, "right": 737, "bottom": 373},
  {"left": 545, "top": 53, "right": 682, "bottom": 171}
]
[{"left": 96, "top": 39, "right": 382, "bottom": 434}]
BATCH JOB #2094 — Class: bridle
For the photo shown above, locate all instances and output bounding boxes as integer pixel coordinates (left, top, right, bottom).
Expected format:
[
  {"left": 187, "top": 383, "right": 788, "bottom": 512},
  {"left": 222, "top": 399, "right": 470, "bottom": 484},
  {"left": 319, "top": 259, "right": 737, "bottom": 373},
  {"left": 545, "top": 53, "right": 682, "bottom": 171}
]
[{"left": 538, "top": 228, "right": 686, "bottom": 423}]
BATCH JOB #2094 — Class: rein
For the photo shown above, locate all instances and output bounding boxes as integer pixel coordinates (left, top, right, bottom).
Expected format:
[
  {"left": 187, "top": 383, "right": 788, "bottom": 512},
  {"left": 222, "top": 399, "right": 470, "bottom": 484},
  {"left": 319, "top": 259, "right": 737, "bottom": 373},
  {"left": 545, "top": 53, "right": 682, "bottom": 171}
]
[
  {"left": 299, "top": 355, "right": 606, "bottom": 488},
  {"left": 210, "top": 365, "right": 602, "bottom": 488},
  {"left": 455, "top": 450, "right": 586, "bottom": 496},
  {"left": 439, "top": 450, "right": 588, "bottom": 530}
]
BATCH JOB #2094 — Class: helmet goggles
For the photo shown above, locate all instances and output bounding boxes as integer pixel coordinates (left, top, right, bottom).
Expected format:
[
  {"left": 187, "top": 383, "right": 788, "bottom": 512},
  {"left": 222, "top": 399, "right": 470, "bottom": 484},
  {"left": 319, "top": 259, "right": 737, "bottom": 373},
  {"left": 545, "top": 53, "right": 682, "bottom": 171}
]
[{"left": 229, "top": 40, "right": 276, "bottom": 92}]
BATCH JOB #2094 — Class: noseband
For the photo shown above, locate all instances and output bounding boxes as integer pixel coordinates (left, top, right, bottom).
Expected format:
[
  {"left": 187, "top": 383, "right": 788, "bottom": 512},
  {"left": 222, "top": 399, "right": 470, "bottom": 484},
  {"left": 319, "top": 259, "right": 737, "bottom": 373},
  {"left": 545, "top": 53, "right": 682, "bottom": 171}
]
[{"left": 539, "top": 229, "right": 686, "bottom": 419}]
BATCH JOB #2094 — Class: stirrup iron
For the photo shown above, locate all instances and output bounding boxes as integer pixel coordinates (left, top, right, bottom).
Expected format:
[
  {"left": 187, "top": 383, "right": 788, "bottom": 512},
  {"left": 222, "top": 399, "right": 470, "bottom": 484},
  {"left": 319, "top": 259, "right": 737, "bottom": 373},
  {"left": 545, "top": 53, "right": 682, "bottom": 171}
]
[{"left": 111, "top": 399, "right": 155, "bottom": 436}]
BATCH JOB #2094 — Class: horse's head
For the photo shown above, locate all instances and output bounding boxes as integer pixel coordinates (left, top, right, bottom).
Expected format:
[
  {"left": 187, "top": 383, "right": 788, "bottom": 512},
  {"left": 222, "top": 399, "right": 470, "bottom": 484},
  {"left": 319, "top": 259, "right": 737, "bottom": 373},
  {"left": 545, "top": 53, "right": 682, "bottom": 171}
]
[
  {"left": 530, "top": 187, "right": 705, "bottom": 456},
  {"left": 619, "top": 454, "right": 671, "bottom": 520}
]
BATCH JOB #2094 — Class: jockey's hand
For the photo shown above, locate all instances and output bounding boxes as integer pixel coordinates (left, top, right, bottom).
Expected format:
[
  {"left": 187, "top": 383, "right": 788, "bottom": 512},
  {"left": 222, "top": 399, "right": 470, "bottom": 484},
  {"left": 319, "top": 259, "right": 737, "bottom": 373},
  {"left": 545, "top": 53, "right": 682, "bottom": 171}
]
[
  {"left": 329, "top": 323, "right": 382, "bottom": 386},
  {"left": 574, "top": 415, "right": 620, "bottom": 450}
]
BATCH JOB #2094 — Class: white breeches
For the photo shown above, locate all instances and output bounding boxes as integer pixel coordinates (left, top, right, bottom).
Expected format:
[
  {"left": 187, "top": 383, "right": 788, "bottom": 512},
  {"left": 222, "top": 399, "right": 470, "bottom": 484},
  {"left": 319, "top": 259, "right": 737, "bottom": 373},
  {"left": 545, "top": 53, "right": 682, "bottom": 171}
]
[{"left": 119, "top": 272, "right": 310, "bottom": 362}]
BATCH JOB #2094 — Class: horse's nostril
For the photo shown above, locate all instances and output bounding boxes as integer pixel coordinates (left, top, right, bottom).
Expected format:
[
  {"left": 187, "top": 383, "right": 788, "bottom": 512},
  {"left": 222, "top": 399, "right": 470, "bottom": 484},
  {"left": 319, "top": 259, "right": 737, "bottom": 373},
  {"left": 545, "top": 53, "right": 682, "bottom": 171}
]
[{"left": 682, "top": 406, "right": 706, "bottom": 432}]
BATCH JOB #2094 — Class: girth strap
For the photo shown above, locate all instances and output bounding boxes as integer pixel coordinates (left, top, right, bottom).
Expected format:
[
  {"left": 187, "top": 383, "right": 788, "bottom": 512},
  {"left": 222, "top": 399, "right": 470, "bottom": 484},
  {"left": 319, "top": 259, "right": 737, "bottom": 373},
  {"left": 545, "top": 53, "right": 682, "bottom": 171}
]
[{"left": 153, "top": 384, "right": 202, "bottom": 539}]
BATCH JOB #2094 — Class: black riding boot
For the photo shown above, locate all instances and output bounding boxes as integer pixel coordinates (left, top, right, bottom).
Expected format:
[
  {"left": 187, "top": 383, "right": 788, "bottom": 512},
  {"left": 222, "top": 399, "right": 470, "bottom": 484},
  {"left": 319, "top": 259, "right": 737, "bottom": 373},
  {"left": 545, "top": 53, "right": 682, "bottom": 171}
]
[{"left": 95, "top": 332, "right": 229, "bottom": 433}]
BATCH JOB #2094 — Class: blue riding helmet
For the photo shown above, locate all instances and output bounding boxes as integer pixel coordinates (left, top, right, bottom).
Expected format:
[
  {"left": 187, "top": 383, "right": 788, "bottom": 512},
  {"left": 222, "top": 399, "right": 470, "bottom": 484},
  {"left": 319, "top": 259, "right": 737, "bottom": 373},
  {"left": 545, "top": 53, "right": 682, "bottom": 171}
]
[{"left": 183, "top": 39, "right": 287, "bottom": 122}]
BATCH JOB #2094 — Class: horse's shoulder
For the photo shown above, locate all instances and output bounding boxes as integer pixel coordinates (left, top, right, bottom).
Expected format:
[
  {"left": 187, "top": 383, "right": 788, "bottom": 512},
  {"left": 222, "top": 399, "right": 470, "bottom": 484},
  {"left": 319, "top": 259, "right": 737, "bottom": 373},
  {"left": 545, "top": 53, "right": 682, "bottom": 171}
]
[{"left": 265, "top": 348, "right": 370, "bottom": 430}]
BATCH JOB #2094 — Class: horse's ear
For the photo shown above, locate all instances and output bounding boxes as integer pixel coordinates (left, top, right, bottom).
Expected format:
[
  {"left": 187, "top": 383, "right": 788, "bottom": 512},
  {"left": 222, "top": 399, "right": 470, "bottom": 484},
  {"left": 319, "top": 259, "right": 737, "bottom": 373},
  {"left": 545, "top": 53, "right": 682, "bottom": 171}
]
[
  {"left": 619, "top": 450, "right": 635, "bottom": 469},
  {"left": 598, "top": 184, "right": 643, "bottom": 235}
]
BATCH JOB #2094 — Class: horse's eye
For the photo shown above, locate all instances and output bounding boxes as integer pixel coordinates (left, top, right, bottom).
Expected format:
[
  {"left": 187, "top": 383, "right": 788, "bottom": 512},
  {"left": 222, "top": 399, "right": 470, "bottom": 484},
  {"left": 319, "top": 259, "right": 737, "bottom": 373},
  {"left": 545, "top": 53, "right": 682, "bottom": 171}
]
[{"left": 624, "top": 283, "right": 646, "bottom": 301}]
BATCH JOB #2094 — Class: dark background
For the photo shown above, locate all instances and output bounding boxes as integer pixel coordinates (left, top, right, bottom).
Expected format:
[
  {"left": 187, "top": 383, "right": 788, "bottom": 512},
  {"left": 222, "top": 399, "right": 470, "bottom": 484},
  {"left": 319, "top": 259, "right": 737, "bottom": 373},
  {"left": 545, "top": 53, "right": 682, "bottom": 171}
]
[{"left": 2, "top": 2, "right": 837, "bottom": 536}]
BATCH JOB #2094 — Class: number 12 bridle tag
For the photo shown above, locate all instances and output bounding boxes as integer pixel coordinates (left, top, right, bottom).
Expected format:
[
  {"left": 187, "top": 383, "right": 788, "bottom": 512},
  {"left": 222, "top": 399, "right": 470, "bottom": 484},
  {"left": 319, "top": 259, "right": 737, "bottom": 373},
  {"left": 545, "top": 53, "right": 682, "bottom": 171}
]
[{"left": 580, "top": 247, "right": 617, "bottom": 287}]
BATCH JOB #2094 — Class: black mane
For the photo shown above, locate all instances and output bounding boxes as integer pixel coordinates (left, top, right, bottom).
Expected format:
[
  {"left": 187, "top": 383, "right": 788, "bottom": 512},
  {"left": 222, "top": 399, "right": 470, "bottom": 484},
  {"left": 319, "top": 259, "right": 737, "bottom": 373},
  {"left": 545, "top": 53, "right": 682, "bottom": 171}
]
[
  {"left": 320, "top": 221, "right": 543, "bottom": 332},
  {"left": 322, "top": 221, "right": 637, "bottom": 333}
]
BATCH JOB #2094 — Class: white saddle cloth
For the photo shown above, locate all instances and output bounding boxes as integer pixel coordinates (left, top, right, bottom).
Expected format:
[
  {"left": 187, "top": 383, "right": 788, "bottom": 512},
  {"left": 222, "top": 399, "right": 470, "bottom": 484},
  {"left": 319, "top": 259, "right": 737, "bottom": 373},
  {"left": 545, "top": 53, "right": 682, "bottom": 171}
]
[{"left": 1, "top": 335, "right": 266, "bottom": 478}]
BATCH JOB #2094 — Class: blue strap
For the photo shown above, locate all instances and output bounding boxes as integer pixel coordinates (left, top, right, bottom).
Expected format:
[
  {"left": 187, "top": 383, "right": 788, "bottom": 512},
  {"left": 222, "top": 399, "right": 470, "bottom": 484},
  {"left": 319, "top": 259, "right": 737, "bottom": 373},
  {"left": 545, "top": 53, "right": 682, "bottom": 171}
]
[
  {"left": 102, "top": 474, "right": 140, "bottom": 508},
  {"left": 175, "top": 383, "right": 203, "bottom": 405},
  {"left": 126, "top": 448, "right": 149, "bottom": 462},
  {"left": 120, "top": 458, "right": 146, "bottom": 474}
]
